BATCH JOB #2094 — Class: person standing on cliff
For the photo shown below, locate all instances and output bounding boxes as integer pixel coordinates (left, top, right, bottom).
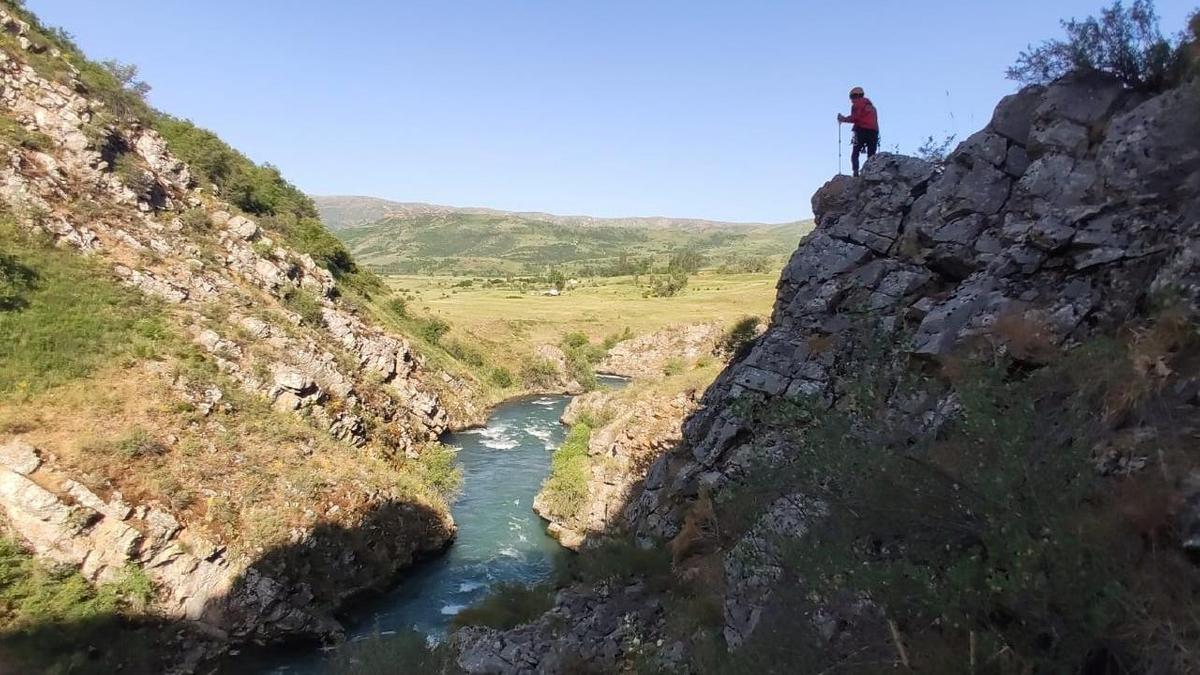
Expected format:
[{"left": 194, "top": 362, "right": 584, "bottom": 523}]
[{"left": 838, "top": 87, "right": 879, "bottom": 177}]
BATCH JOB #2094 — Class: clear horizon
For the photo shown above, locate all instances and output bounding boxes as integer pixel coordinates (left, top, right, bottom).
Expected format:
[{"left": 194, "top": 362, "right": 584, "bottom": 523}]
[{"left": 26, "top": 0, "right": 1198, "bottom": 222}]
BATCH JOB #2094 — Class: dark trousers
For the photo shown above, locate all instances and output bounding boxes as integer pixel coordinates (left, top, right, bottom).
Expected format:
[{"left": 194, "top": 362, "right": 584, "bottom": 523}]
[{"left": 851, "top": 127, "right": 879, "bottom": 176}]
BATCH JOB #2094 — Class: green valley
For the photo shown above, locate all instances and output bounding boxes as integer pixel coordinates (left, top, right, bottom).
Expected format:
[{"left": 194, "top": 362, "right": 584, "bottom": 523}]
[{"left": 314, "top": 196, "right": 809, "bottom": 277}]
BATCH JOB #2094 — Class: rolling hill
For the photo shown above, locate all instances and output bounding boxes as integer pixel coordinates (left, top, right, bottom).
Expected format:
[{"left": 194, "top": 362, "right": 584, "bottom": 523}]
[{"left": 313, "top": 196, "right": 811, "bottom": 276}]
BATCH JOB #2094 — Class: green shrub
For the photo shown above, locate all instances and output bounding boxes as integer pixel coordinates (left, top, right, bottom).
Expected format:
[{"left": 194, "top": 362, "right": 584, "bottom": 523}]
[
  {"left": 385, "top": 296, "right": 408, "bottom": 318},
  {"left": 154, "top": 116, "right": 316, "bottom": 220},
  {"left": 444, "top": 338, "right": 485, "bottom": 367},
  {"left": 520, "top": 358, "right": 561, "bottom": 389},
  {"left": 79, "top": 59, "right": 153, "bottom": 124},
  {"left": 557, "top": 537, "right": 671, "bottom": 585},
  {"left": 416, "top": 316, "right": 451, "bottom": 344},
  {"left": 0, "top": 115, "right": 50, "bottom": 151},
  {"left": 154, "top": 116, "right": 374, "bottom": 291},
  {"left": 0, "top": 222, "right": 169, "bottom": 396},
  {"left": 416, "top": 443, "right": 462, "bottom": 500},
  {"left": 666, "top": 249, "right": 706, "bottom": 274},
  {"left": 1007, "top": 0, "right": 1189, "bottom": 90},
  {"left": 112, "top": 154, "right": 156, "bottom": 197},
  {"left": 177, "top": 207, "right": 210, "bottom": 231},
  {"left": 488, "top": 366, "right": 515, "bottom": 388},
  {"left": 0, "top": 249, "right": 36, "bottom": 311},
  {"left": 251, "top": 240, "right": 274, "bottom": 259},
  {"left": 540, "top": 423, "right": 591, "bottom": 520},
  {"left": 643, "top": 271, "right": 688, "bottom": 298},
  {"left": 283, "top": 288, "right": 324, "bottom": 327},
  {"left": 720, "top": 315, "right": 761, "bottom": 358},
  {"left": 562, "top": 331, "right": 589, "bottom": 349},
  {"left": 559, "top": 333, "right": 607, "bottom": 391},
  {"left": 602, "top": 326, "right": 633, "bottom": 350},
  {"left": 662, "top": 357, "right": 685, "bottom": 377},
  {"left": 452, "top": 581, "right": 554, "bottom": 630}
]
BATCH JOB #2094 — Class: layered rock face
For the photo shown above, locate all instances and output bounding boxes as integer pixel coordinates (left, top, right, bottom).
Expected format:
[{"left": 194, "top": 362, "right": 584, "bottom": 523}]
[
  {"left": 534, "top": 385, "right": 702, "bottom": 549},
  {"left": 633, "top": 73, "right": 1200, "bottom": 539},
  {"left": 457, "top": 73, "right": 1200, "bottom": 672},
  {"left": 0, "top": 9, "right": 467, "bottom": 649}
]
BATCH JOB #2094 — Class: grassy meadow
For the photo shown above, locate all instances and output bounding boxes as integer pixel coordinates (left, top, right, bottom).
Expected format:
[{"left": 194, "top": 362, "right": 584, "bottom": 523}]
[{"left": 386, "top": 270, "right": 779, "bottom": 362}]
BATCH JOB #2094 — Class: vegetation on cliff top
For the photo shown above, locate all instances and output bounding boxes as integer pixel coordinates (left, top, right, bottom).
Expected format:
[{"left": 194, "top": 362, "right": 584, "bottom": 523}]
[
  {"left": 1008, "top": 0, "right": 1199, "bottom": 89},
  {"left": 539, "top": 423, "right": 592, "bottom": 520}
]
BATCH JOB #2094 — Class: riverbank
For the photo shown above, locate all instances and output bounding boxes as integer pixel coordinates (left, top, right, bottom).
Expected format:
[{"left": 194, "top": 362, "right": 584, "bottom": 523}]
[{"left": 227, "top": 392, "right": 577, "bottom": 673}]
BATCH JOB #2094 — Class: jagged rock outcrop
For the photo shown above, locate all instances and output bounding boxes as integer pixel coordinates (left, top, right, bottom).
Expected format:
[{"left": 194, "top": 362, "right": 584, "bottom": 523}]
[
  {"left": 597, "top": 323, "right": 723, "bottom": 378},
  {"left": 532, "top": 343, "right": 586, "bottom": 395},
  {"left": 458, "top": 72, "right": 1200, "bottom": 671},
  {"left": 453, "top": 581, "right": 672, "bottom": 675},
  {"left": 634, "top": 73, "right": 1200, "bottom": 540}
]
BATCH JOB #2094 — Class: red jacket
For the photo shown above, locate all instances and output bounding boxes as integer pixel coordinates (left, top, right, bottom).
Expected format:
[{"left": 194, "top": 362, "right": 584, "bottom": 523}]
[{"left": 849, "top": 97, "right": 878, "bottom": 131}]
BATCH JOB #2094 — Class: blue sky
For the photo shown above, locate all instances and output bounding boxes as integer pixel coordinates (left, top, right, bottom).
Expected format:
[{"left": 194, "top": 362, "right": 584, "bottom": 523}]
[{"left": 26, "top": 0, "right": 1198, "bottom": 222}]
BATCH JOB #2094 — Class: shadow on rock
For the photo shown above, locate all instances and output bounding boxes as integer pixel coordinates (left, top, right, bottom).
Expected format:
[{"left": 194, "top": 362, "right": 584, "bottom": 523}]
[{"left": 0, "top": 498, "right": 453, "bottom": 675}]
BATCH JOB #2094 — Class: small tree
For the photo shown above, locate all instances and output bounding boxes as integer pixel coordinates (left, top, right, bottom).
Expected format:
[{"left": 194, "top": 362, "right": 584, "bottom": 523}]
[
  {"left": 667, "top": 249, "right": 705, "bottom": 275},
  {"left": 101, "top": 60, "right": 152, "bottom": 99},
  {"left": 1007, "top": 0, "right": 1186, "bottom": 90},
  {"left": 915, "top": 133, "right": 957, "bottom": 168}
]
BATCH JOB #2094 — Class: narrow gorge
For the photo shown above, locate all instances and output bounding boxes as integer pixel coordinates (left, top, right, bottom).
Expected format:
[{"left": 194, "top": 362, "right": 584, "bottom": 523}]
[{"left": 2, "top": 2, "right": 1199, "bottom": 675}]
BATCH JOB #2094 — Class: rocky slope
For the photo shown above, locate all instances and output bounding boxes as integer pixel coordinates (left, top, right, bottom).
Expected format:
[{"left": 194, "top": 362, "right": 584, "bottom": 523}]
[
  {"left": 534, "top": 379, "right": 704, "bottom": 549},
  {"left": 596, "top": 323, "right": 723, "bottom": 379},
  {"left": 0, "top": 6, "right": 477, "bottom": 665},
  {"left": 456, "top": 71, "right": 1200, "bottom": 673}
]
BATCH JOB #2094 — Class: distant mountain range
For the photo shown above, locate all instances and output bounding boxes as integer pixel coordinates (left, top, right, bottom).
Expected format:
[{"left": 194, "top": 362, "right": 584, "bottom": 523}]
[
  {"left": 313, "top": 195, "right": 791, "bottom": 233},
  {"left": 311, "top": 196, "right": 811, "bottom": 277}
]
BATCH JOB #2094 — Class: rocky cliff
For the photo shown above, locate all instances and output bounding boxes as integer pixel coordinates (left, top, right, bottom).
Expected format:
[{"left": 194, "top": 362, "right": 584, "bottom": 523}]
[
  {"left": 456, "top": 72, "right": 1200, "bottom": 673},
  {"left": 534, "top": 378, "right": 703, "bottom": 549},
  {"left": 0, "top": 6, "right": 475, "bottom": 665}
]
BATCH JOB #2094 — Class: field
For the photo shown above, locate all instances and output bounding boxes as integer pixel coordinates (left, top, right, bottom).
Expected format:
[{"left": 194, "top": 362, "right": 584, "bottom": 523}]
[{"left": 387, "top": 270, "right": 780, "bottom": 366}]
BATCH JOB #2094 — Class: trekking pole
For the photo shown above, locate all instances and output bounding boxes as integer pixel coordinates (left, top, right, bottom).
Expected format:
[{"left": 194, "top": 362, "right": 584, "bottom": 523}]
[{"left": 837, "top": 121, "right": 843, "bottom": 175}]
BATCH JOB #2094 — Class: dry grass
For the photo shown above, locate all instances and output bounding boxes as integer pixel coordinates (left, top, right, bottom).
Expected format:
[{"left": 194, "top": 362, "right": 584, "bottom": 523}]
[
  {"left": 671, "top": 491, "right": 720, "bottom": 566},
  {"left": 0, "top": 360, "right": 445, "bottom": 554},
  {"left": 986, "top": 310, "right": 1060, "bottom": 364}
]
